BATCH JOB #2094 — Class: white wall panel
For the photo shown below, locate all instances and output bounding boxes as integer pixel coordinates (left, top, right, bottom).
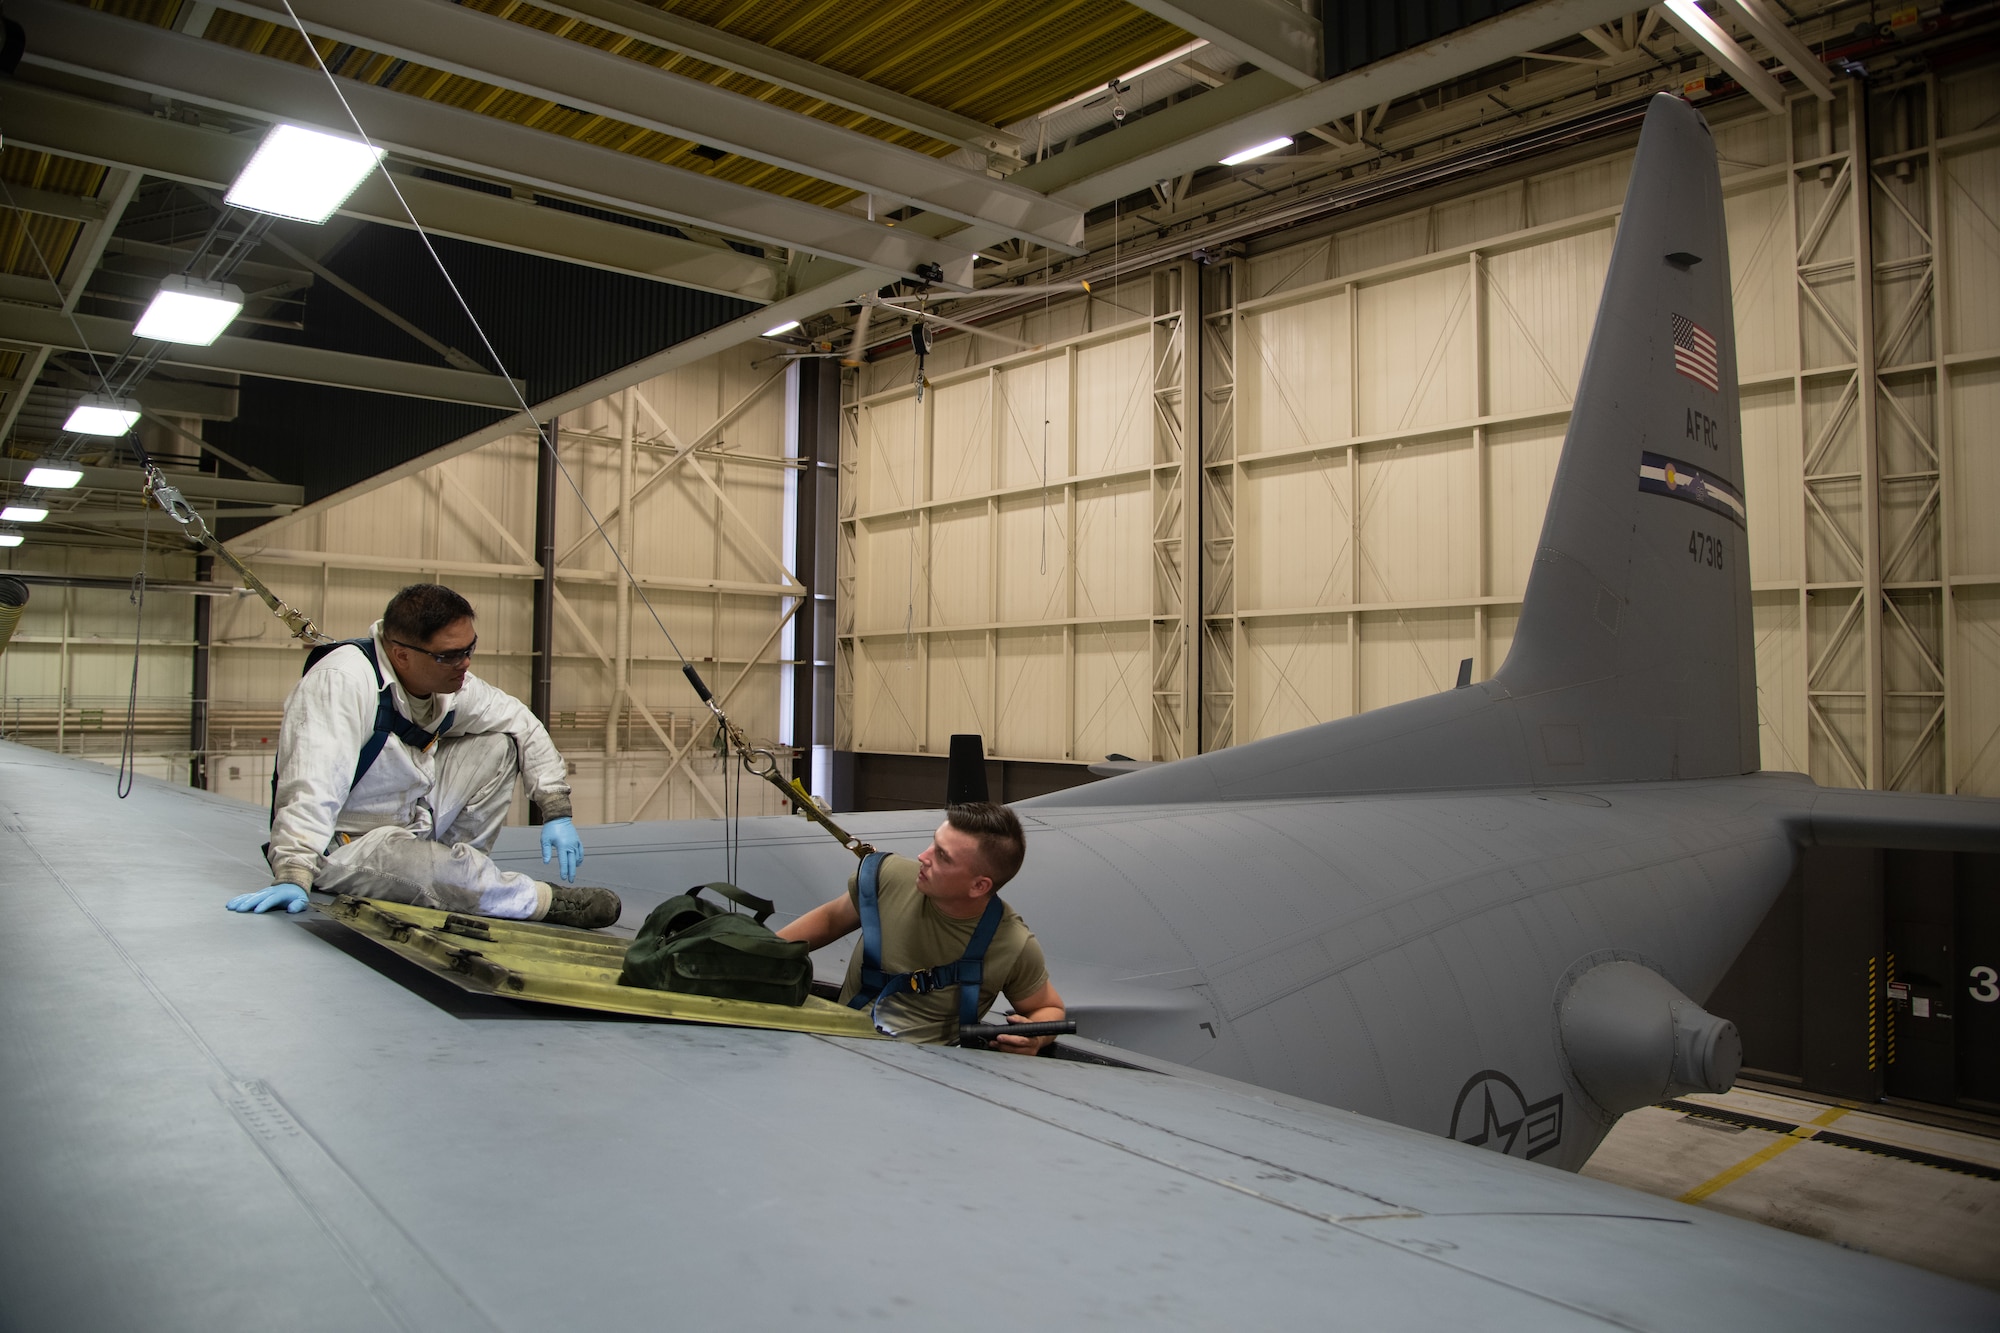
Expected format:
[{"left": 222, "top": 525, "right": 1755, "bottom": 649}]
[
  {"left": 931, "top": 375, "right": 993, "bottom": 502},
  {"left": 994, "top": 628, "right": 1064, "bottom": 758},
  {"left": 1238, "top": 615, "right": 1347, "bottom": 741},
  {"left": 1357, "top": 608, "right": 1473, "bottom": 712},
  {"left": 925, "top": 631, "right": 990, "bottom": 751},
  {"left": 1073, "top": 479, "right": 1152, "bottom": 620},
  {"left": 1240, "top": 291, "right": 1350, "bottom": 455},
  {"left": 1949, "top": 366, "right": 2000, "bottom": 574},
  {"left": 1356, "top": 435, "right": 1477, "bottom": 603},
  {"left": 859, "top": 516, "right": 920, "bottom": 635},
  {"left": 1483, "top": 420, "right": 1564, "bottom": 598},
  {"left": 996, "top": 496, "right": 1067, "bottom": 623},
  {"left": 1741, "top": 383, "right": 1804, "bottom": 585},
  {"left": 1074, "top": 334, "right": 1152, "bottom": 475},
  {"left": 927, "top": 503, "right": 992, "bottom": 626},
  {"left": 1943, "top": 144, "right": 2000, "bottom": 354},
  {"left": 1239, "top": 453, "right": 1350, "bottom": 611},
  {"left": 1952, "top": 588, "right": 2000, "bottom": 793},
  {"left": 1727, "top": 182, "right": 1797, "bottom": 379},
  {"left": 1484, "top": 229, "right": 1612, "bottom": 417},
  {"left": 1072, "top": 624, "right": 1149, "bottom": 763},
  {"left": 1357, "top": 265, "right": 1477, "bottom": 434},
  {"left": 997, "top": 357, "right": 1070, "bottom": 489},
  {"left": 1754, "top": 593, "right": 1807, "bottom": 773},
  {"left": 853, "top": 635, "right": 922, "bottom": 753}
]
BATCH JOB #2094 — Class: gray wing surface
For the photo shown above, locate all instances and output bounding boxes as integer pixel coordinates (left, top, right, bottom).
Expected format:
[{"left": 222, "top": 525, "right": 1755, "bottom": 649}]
[{"left": 6, "top": 742, "right": 1995, "bottom": 1331}]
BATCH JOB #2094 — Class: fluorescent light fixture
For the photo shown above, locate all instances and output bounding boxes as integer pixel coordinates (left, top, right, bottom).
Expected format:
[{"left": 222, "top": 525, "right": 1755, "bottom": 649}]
[
  {"left": 135, "top": 274, "right": 245, "bottom": 346},
  {"left": 1, "top": 506, "right": 47, "bottom": 523},
  {"left": 63, "top": 395, "right": 142, "bottom": 437},
  {"left": 225, "top": 123, "right": 385, "bottom": 223},
  {"left": 762, "top": 319, "right": 802, "bottom": 337},
  {"left": 0, "top": 531, "right": 21, "bottom": 548},
  {"left": 24, "top": 466, "right": 82, "bottom": 489},
  {"left": 1221, "top": 137, "right": 1294, "bottom": 166}
]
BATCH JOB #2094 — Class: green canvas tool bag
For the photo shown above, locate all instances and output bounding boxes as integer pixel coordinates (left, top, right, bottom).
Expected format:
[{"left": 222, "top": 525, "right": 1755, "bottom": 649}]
[{"left": 618, "top": 882, "right": 812, "bottom": 1007}]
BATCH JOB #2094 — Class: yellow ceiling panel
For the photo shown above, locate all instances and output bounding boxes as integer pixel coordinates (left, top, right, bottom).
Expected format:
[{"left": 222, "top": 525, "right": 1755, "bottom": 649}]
[{"left": 0, "top": 147, "right": 107, "bottom": 287}]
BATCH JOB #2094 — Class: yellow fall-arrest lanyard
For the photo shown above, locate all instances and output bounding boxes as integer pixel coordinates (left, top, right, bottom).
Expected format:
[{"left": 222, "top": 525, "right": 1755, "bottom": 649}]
[{"left": 143, "top": 463, "right": 331, "bottom": 648}]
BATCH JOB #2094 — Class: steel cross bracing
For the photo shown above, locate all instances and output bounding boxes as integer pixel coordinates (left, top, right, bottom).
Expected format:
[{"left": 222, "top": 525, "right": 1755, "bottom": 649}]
[
  {"left": 206, "top": 367, "right": 805, "bottom": 823},
  {"left": 1150, "top": 263, "right": 1198, "bottom": 762},
  {"left": 1778, "top": 82, "right": 1972, "bottom": 796}
]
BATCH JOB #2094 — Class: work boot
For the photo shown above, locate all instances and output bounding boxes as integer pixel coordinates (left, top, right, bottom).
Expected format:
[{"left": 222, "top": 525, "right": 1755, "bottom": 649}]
[{"left": 543, "top": 883, "right": 622, "bottom": 929}]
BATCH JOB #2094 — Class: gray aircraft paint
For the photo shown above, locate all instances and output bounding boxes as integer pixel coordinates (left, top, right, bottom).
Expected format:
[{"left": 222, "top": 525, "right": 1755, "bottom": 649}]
[
  {"left": 8, "top": 93, "right": 2000, "bottom": 1328},
  {"left": 6, "top": 747, "right": 1996, "bottom": 1329}
]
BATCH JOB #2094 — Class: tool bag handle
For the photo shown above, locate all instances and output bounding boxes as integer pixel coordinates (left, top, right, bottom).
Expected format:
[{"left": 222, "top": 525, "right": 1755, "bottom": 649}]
[{"left": 687, "top": 881, "right": 776, "bottom": 925}]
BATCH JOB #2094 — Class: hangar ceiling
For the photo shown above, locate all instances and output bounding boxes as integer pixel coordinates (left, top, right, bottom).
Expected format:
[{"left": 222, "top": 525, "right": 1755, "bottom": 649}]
[{"left": 0, "top": 0, "right": 1904, "bottom": 549}]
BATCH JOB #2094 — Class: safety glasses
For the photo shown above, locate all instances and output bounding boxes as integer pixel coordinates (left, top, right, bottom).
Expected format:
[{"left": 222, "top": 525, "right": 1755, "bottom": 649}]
[{"left": 391, "top": 635, "right": 477, "bottom": 667}]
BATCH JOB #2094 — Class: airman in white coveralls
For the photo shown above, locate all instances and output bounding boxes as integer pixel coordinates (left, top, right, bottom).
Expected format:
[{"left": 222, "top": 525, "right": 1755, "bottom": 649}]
[{"left": 226, "top": 584, "right": 620, "bottom": 928}]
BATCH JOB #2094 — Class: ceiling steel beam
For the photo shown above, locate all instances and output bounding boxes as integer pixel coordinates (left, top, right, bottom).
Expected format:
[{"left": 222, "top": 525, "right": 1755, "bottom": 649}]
[
  {"left": 1716, "top": 0, "right": 1835, "bottom": 101},
  {"left": 0, "top": 458, "right": 302, "bottom": 505},
  {"left": 206, "top": 0, "right": 1080, "bottom": 253},
  {"left": 261, "top": 259, "right": 895, "bottom": 523},
  {"left": 1119, "top": 0, "right": 1323, "bottom": 88},
  {"left": 0, "top": 305, "right": 527, "bottom": 409},
  {"left": 1660, "top": 0, "right": 1790, "bottom": 116},
  {"left": 529, "top": 0, "right": 1022, "bottom": 161},
  {"left": 3, "top": 570, "right": 251, "bottom": 595},
  {"left": 2, "top": 85, "right": 785, "bottom": 303},
  {"left": 1000, "top": 0, "right": 1644, "bottom": 212},
  {"left": 14, "top": 0, "right": 974, "bottom": 286},
  {"left": 0, "top": 184, "right": 109, "bottom": 223},
  {"left": 40, "top": 505, "right": 295, "bottom": 529}
]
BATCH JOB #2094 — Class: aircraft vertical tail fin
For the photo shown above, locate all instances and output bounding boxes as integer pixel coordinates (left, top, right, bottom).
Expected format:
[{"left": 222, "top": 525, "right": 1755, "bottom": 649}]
[
  {"left": 1493, "top": 91, "right": 1758, "bottom": 782},
  {"left": 1025, "top": 93, "right": 1757, "bottom": 808}
]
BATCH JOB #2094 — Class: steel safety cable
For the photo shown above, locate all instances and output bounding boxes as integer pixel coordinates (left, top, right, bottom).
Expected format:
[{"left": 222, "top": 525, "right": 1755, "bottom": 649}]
[
  {"left": 115, "top": 502, "right": 150, "bottom": 799},
  {"left": 275, "top": 0, "right": 875, "bottom": 862}
]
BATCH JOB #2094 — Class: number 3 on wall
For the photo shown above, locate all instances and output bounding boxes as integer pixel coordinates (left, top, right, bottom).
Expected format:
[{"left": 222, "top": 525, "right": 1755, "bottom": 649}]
[{"left": 1972, "top": 965, "right": 2000, "bottom": 1003}]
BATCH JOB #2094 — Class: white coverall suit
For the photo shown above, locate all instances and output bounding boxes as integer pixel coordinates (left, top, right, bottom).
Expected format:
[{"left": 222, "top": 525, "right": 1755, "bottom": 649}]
[{"left": 266, "top": 621, "right": 573, "bottom": 919}]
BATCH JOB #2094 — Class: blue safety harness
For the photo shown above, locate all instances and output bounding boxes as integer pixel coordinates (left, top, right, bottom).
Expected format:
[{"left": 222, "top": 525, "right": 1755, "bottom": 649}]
[
  {"left": 846, "top": 850, "right": 1004, "bottom": 1037},
  {"left": 268, "top": 638, "right": 456, "bottom": 822}
]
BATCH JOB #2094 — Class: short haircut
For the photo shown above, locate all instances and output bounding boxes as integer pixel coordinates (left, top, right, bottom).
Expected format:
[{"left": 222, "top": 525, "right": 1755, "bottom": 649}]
[
  {"left": 946, "top": 801, "right": 1026, "bottom": 889},
  {"left": 383, "top": 584, "right": 474, "bottom": 644}
]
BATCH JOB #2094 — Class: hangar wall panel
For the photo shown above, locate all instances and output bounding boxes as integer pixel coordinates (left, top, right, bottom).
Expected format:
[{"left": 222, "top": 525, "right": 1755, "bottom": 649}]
[
  {"left": 3, "top": 342, "right": 801, "bottom": 829},
  {"left": 840, "top": 73, "right": 2000, "bottom": 796}
]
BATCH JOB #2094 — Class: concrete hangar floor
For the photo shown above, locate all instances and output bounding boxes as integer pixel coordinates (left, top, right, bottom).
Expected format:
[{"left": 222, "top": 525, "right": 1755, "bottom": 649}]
[{"left": 1586, "top": 1084, "right": 2000, "bottom": 1290}]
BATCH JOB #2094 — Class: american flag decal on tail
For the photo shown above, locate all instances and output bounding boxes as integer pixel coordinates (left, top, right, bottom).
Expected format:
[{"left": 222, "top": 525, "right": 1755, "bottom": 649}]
[{"left": 1671, "top": 313, "right": 1719, "bottom": 391}]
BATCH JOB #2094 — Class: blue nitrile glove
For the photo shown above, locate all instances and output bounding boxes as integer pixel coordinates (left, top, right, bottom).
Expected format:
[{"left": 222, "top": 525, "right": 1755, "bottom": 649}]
[
  {"left": 227, "top": 884, "right": 309, "bottom": 914},
  {"left": 541, "top": 816, "right": 584, "bottom": 883}
]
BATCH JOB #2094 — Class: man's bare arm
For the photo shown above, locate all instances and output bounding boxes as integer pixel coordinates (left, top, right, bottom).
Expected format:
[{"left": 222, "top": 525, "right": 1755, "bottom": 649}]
[
  {"left": 994, "top": 979, "right": 1065, "bottom": 1055},
  {"left": 776, "top": 893, "right": 860, "bottom": 950}
]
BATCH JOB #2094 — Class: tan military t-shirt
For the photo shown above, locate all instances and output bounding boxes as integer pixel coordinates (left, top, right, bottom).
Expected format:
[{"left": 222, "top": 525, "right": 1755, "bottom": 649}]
[{"left": 837, "top": 853, "right": 1048, "bottom": 1043}]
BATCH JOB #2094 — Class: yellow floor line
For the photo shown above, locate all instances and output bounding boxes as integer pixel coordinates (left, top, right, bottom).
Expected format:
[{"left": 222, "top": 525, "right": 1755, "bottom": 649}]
[{"left": 1678, "top": 1105, "right": 1850, "bottom": 1205}]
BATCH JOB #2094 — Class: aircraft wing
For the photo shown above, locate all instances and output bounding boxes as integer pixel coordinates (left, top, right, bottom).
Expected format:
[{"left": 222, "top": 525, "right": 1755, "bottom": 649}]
[{"left": 5, "top": 741, "right": 1994, "bottom": 1331}]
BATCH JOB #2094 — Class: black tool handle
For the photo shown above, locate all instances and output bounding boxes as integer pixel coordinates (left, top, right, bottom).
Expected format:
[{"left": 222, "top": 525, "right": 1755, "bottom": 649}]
[
  {"left": 682, "top": 663, "right": 714, "bottom": 703},
  {"left": 958, "top": 1020, "right": 1076, "bottom": 1047}
]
